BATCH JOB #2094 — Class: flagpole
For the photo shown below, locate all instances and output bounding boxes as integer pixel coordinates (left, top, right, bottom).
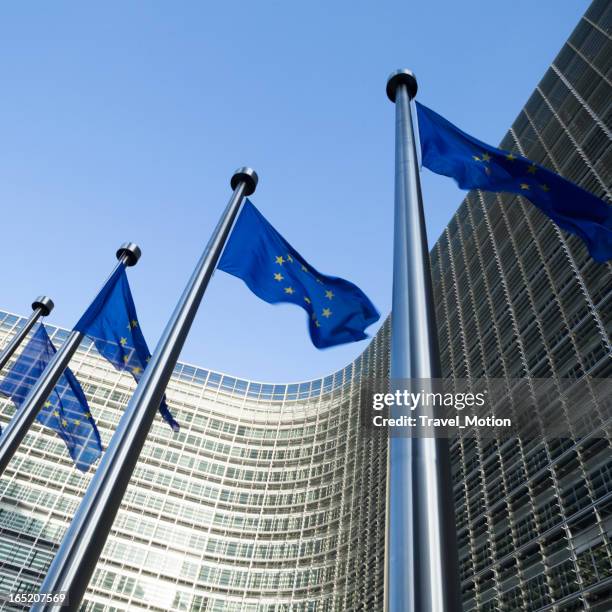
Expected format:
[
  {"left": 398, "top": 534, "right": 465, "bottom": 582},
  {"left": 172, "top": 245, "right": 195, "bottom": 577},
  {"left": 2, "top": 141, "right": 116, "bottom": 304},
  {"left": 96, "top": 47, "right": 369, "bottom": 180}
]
[
  {"left": 0, "top": 297, "right": 54, "bottom": 372},
  {"left": 35, "top": 167, "right": 258, "bottom": 610},
  {"left": 385, "top": 69, "right": 461, "bottom": 611},
  {"left": 0, "top": 243, "right": 140, "bottom": 478}
]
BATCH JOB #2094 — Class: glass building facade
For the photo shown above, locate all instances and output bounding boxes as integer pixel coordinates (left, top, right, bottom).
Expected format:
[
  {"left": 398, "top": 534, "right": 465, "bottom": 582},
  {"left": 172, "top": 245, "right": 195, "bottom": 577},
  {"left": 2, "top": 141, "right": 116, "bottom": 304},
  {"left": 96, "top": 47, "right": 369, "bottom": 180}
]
[
  {"left": 0, "top": 316, "right": 389, "bottom": 612},
  {"left": 429, "top": 0, "right": 612, "bottom": 608},
  {"left": 0, "top": 0, "right": 610, "bottom": 610}
]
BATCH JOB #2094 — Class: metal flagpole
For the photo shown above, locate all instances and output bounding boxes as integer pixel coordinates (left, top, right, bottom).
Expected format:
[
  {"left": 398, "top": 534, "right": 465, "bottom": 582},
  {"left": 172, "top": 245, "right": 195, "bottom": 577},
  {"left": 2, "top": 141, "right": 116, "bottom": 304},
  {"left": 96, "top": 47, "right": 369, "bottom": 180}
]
[
  {"left": 0, "top": 243, "right": 141, "bottom": 478},
  {"left": 35, "top": 167, "right": 258, "bottom": 610},
  {"left": 385, "top": 69, "right": 461, "bottom": 611},
  {"left": 0, "top": 297, "right": 55, "bottom": 372}
]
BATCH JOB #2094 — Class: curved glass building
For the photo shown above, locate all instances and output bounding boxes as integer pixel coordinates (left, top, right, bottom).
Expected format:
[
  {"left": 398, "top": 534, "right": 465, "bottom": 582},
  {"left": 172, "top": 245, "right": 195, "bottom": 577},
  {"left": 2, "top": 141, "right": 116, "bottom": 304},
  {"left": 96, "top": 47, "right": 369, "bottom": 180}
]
[
  {"left": 0, "top": 1, "right": 611, "bottom": 610},
  {"left": 0, "top": 316, "right": 390, "bottom": 611}
]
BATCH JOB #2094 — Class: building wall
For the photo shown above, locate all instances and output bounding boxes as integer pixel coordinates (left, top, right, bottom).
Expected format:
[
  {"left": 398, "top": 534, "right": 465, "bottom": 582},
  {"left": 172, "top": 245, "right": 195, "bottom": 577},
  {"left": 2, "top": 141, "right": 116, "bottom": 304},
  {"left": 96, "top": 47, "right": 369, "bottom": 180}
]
[
  {"left": 0, "top": 315, "right": 389, "bottom": 612},
  {"left": 431, "top": 1, "right": 612, "bottom": 609},
  {"left": 0, "top": 1, "right": 610, "bottom": 611}
]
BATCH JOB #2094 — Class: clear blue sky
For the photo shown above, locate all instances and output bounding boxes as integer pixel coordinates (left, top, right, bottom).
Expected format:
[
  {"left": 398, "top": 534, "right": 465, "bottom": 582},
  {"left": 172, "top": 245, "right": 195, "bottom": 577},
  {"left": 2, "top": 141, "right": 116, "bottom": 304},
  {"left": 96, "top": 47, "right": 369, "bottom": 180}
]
[{"left": 0, "top": 1, "right": 590, "bottom": 382}]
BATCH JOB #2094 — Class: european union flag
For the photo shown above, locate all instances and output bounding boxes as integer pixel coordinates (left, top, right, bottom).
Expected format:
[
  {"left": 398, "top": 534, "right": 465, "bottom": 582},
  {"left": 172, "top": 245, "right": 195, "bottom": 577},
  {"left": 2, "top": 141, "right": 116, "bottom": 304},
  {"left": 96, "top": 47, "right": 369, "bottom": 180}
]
[
  {"left": 416, "top": 102, "right": 612, "bottom": 262},
  {"left": 0, "top": 324, "right": 102, "bottom": 471},
  {"left": 218, "top": 200, "right": 380, "bottom": 348},
  {"left": 74, "top": 266, "right": 179, "bottom": 431}
]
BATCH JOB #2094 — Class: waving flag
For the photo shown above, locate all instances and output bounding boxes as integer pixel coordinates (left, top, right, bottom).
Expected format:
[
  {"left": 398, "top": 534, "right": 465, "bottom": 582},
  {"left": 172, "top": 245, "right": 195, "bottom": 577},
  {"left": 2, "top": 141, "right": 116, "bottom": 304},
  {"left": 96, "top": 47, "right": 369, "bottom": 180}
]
[
  {"left": 416, "top": 101, "right": 612, "bottom": 262},
  {"left": 0, "top": 324, "right": 101, "bottom": 471},
  {"left": 74, "top": 266, "right": 179, "bottom": 431},
  {"left": 218, "top": 200, "right": 379, "bottom": 348}
]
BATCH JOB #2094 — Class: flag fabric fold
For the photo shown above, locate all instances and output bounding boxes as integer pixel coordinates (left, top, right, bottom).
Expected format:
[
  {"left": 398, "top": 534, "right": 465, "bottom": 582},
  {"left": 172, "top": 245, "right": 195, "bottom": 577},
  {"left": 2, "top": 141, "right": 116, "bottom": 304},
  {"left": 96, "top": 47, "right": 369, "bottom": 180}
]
[
  {"left": 415, "top": 101, "right": 612, "bottom": 262},
  {"left": 0, "top": 324, "right": 102, "bottom": 471},
  {"left": 74, "top": 266, "right": 179, "bottom": 431},
  {"left": 218, "top": 199, "right": 380, "bottom": 348}
]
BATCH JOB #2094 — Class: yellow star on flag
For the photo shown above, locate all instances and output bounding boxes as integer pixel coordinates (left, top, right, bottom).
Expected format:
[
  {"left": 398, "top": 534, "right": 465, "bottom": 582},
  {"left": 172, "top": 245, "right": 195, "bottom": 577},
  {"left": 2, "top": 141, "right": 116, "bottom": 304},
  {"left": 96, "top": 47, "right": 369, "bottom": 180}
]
[
  {"left": 520, "top": 183, "right": 530, "bottom": 190},
  {"left": 274, "top": 272, "right": 284, "bottom": 282},
  {"left": 44, "top": 401, "right": 52, "bottom": 408},
  {"left": 527, "top": 164, "right": 537, "bottom": 174},
  {"left": 123, "top": 355, "right": 130, "bottom": 364},
  {"left": 286, "top": 254, "right": 293, "bottom": 263},
  {"left": 53, "top": 410, "right": 60, "bottom": 418},
  {"left": 84, "top": 412, "right": 91, "bottom": 418},
  {"left": 275, "top": 256, "right": 285, "bottom": 265},
  {"left": 304, "top": 296, "right": 311, "bottom": 304},
  {"left": 132, "top": 366, "right": 143, "bottom": 375},
  {"left": 61, "top": 419, "right": 68, "bottom": 427},
  {"left": 301, "top": 265, "right": 308, "bottom": 272},
  {"left": 131, "top": 320, "right": 138, "bottom": 329},
  {"left": 315, "top": 320, "right": 321, "bottom": 328},
  {"left": 325, "top": 290, "right": 334, "bottom": 300},
  {"left": 322, "top": 308, "right": 332, "bottom": 318},
  {"left": 120, "top": 337, "right": 128, "bottom": 346},
  {"left": 73, "top": 419, "right": 81, "bottom": 426},
  {"left": 506, "top": 153, "right": 516, "bottom": 161},
  {"left": 481, "top": 152, "right": 491, "bottom": 162},
  {"left": 540, "top": 184, "right": 550, "bottom": 192},
  {"left": 284, "top": 287, "right": 295, "bottom": 295}
]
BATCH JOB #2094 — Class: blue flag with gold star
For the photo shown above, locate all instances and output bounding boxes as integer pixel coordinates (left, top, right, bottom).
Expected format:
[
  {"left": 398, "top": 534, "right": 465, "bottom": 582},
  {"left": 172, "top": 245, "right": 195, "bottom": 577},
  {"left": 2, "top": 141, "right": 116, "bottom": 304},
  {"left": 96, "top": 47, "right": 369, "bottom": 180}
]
[
  {"left": 416, "top": 102, "right": 612, "bottom": 262},
  {"left": 0, "top": 324, "right": 102, "bottom": 471},
  {"left": 74, "top": 266, "right": 179, "bottom": 431},
  {"left": 218, "top": 200, "right": 380, "bottom": 348}
]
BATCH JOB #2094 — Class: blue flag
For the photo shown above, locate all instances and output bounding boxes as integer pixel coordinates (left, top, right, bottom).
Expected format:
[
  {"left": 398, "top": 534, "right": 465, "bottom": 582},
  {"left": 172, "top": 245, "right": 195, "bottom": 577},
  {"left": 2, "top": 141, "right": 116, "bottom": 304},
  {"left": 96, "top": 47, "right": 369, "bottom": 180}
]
[
  {"left": 74, "top": 266, "right": 179, "bottom": 431},
  {"left": 416, "top": 102, "right": 612, "bottom": 262},
  {"left": 0, "top": 324, "right": 102, "bottom": 471},
  {"left": 218, "top": 200, "right": 380, "bottom": 348}
]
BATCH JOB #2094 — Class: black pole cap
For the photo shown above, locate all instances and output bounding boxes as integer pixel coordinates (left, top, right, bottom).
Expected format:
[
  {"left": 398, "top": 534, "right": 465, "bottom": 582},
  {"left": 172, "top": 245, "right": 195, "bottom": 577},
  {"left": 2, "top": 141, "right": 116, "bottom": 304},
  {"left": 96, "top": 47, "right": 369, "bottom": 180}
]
[{"left": 386, "top": 69, "right": 418, "bottom": 102}]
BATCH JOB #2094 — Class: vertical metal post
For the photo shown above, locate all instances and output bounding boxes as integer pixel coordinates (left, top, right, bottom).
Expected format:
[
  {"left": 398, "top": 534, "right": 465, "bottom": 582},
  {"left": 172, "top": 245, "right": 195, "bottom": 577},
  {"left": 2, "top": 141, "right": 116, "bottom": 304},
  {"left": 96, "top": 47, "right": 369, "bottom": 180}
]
[
  {"left": 0, "top": 243, "right": 141, "bottom": 478},
  {"left": 35, "top": 167, "right": 258, "bottom": 610},
  {"left": 385, "top": 70, "right": 461, "bottom": 611},
  {"left": 0, "top": 297, "right": 54, "bottom": 372}
]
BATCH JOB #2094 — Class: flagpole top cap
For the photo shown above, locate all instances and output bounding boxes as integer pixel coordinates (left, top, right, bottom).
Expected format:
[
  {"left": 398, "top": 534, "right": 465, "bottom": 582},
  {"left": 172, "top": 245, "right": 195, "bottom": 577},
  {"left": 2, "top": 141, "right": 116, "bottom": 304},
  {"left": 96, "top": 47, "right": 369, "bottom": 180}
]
[
  {"left": 386, "top": 69, "right": 418, "bottom": 102},
  {"left": 32, "top": 296, "right": 54, "bottom": 317},
  {"left": 116, "top": 242, "right": 142, "bottom": 267},
  {"left": 231, "top": 167, "right": 258, "bottom": 196}
]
